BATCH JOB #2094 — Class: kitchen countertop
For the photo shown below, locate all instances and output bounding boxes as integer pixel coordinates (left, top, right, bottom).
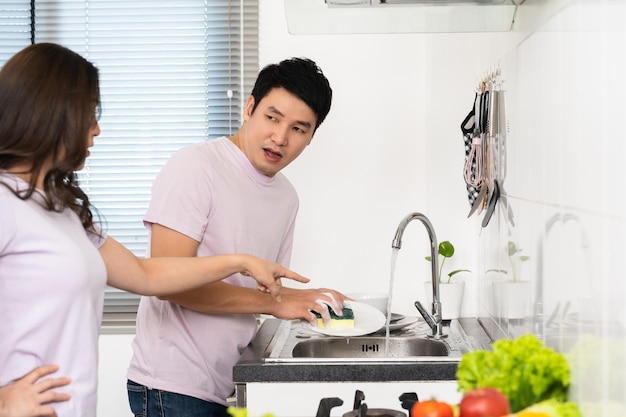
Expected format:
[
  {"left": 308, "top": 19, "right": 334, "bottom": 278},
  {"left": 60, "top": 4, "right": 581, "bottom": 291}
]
[{"left": 233, "top": 317, "right": 493, "bottom": 384}]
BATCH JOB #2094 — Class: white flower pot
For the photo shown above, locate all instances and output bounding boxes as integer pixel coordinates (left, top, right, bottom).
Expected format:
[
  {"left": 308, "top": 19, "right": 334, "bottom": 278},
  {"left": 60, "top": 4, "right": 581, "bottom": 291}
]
[
  {"left": 491, "top": 281, "right": 531, "bottom": 319},
  {"left": 423, "top": 281, "right": 465, "bottom": 320}
]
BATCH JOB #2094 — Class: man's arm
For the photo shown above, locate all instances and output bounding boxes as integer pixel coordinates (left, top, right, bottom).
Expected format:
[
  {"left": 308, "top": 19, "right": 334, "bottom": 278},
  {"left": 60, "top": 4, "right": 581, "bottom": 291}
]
[{"left": 151, "top": 224, "right": 345, "bottom": 323}]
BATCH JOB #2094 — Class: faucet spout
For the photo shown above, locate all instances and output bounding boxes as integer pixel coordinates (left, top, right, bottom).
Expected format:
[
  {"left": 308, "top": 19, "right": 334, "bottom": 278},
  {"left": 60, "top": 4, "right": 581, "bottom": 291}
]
[{"left": 392, "top": 212, "right": 446, "bottom": 339}]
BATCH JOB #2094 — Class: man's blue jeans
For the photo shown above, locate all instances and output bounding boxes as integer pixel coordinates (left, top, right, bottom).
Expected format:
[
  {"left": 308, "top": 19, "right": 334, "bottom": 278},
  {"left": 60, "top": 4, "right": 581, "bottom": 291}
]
[{"left": 127, "top": 380, "right": 230, "bottom": 417}]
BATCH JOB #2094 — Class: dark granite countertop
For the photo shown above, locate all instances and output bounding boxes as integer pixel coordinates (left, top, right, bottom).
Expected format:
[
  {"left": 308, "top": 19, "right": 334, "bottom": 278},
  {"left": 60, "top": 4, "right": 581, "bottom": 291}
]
[{"left": 233, "top": 318, "right": 492, "bottom": 384}]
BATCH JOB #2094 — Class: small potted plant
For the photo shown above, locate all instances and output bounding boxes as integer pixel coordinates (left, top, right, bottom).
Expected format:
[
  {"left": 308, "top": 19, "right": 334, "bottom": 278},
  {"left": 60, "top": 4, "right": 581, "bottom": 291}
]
[
  {"left": 490, "top": 241, "right": 531, "bottom": 319},
  {"left": 424, "top": 240, "right": 471, "bottom": 320}
]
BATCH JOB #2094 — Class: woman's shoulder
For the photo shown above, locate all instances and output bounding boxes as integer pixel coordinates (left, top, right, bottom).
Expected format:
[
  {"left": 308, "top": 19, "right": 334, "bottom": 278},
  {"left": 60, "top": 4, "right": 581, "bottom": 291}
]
[
  {"left": 0, "top": 171, "right": 20, "bottom": 190},
  {"left": 0, "top": 177, "right": 20, "bottom": 205}
]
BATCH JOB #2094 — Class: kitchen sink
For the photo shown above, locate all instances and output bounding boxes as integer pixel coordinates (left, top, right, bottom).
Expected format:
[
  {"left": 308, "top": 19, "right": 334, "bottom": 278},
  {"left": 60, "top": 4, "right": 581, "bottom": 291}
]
[
  {"left": 256, "top": 318, "right": 484, "bottom": 363},
  {"left": 292, "top": 336, "right": 449, "bottom": 358}
]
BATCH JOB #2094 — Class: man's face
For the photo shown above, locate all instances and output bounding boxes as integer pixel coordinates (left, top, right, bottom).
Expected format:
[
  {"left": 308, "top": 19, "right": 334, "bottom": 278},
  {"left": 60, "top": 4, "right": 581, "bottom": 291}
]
[{"left": 238, "top": 87, "right": 318, "bottom": 178}]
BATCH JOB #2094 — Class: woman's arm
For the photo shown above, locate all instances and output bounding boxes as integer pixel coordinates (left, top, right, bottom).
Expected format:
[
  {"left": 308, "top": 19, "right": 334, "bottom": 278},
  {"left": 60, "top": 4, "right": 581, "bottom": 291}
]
[
  {"left": 99, "top": 236, "right": 308, "bottom": 300},
  {"left": 0, "top": 365, "right": 70, "bottom": 417},
  {"left": 145, "top": 224, "right": 345, "bottom": 322}
]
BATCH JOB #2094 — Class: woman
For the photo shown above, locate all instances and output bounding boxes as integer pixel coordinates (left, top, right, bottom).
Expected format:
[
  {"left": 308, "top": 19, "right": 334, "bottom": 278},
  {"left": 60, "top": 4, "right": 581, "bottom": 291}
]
[{"left": 0, "top": 42, "right": 308, "bottom": 417}]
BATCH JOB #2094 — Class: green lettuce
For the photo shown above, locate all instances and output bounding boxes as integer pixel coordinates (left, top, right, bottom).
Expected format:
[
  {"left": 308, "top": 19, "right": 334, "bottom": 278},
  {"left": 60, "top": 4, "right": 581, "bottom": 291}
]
[
  {"left": 456, "top": 334, "right": 570, "bottom": 412},
  {"left": 520, "top": 399, "right": 582, "bottom": 417}
]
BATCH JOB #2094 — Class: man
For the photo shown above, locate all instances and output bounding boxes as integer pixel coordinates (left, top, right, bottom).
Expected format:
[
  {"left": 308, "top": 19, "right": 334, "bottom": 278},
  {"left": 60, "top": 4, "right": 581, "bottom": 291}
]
[{"left": 126, "top": 57, "right": 345, "bottom": 417}]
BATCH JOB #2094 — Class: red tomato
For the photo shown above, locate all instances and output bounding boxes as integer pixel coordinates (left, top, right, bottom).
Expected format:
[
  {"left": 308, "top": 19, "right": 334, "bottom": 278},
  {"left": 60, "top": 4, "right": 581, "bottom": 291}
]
[
  {"left": 411, "top": 399, "right": 454, "bottom": 417},
  {"left": 459, "top": 388, "right": 510, "bottom": 417}
]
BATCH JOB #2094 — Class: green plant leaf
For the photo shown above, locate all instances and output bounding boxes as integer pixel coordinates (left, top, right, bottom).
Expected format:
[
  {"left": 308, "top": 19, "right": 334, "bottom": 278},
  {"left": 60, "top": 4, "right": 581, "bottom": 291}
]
[
  {"left": 439, "top": 241, "right": 455, "bottom": 258},
  {"left": 486, "top": 268, "right": 508, "bottom": 275},
  {"left": 449, "top": 269, "right": 471, "bottom": 278},
  {"left": 425, "top": 240, "right": 470, "bottom": 283},
  {"left": 507, "top": 241, "right": 519, "bottom": 256},
  {"left": 447, "top": 269, "right": 472, "bottom": 284}
]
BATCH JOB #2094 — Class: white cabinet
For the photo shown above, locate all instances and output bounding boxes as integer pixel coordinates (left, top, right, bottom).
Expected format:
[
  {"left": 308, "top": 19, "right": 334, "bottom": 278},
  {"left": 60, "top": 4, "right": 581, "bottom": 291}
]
[{"left": 97, "top": 333, "right": 135, "bottom": 417}]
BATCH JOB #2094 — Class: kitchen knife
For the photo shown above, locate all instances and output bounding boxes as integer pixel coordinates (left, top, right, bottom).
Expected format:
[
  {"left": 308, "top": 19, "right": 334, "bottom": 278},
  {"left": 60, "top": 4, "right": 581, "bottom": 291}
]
[
  {"left": 467, "top": 186, "right": 487, "bottom": 218},
  {"left": 481, "top": 180, "right": 500, "bottom": 227}
]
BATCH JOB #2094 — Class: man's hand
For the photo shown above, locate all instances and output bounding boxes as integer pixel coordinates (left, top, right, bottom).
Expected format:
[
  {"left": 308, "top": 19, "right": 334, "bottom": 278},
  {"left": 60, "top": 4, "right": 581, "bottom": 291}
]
[
  {"left": 267, "top": 288, "right": 348, "bottom": 325},
  {"left": 0, "top": 364, "right": 71, "bottom": 417}
]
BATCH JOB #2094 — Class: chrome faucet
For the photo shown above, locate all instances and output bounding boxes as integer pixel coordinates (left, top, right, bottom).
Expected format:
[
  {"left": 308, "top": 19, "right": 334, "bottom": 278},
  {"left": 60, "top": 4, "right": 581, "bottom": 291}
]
[
  {"left": 392, "top": 212, "right": 445, "bottom": 339},
  {"left": 534, "top": 212, "right": 590, "bottom": 339}
]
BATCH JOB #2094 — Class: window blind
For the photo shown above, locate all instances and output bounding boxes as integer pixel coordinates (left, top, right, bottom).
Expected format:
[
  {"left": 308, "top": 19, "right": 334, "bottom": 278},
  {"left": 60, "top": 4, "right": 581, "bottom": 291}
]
[
  {"left": 0, "top": 1, "right": 31, "bottom": 62},
  {"left": 1, "top": 0, "right": 258, "bottom": 327}
]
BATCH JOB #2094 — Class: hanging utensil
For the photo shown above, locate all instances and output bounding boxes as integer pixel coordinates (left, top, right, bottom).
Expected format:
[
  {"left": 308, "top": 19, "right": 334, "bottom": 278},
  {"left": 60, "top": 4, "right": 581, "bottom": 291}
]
[
  {"left": 490, "top": 77, "right": 515, "bottom": 227},
  {"left": 462, "top": 82, "right": 491, "bottom": 218},
  {"left": 461, "top": 92, "right": 484, "bottom": 214},
  {"left": 482, "top": 179, "right": 500, "bottom": 227},
  {"left": 467, "top": 185, "right": 487, "bottom": 218},
  {"left": 478, "top": 84, "right": 492, "bottom": 218},
  {"left": 482, "top": 68, "right": 510, "bottom": 228}
]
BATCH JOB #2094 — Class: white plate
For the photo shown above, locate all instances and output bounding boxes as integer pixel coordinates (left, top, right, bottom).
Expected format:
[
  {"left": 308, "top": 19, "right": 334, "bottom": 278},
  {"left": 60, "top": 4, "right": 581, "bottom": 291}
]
[
  {"left": 386, "top": 315, "right": 419, "bottom": 331},
  {"left": 390, "top": 313, "right": 405, "bottom": 323},
  {"left": 308, "top": 301, "right": 386, "bottom": 337}
]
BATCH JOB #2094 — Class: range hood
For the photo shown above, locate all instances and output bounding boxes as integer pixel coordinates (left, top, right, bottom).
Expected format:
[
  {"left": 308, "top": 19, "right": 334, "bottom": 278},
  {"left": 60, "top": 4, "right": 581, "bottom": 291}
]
[
  {"left": 325, "top": 0, "right": 514, "bottom": 5},
  {"left": 284, "top": 0, "right": 521, "bottom": 34}
]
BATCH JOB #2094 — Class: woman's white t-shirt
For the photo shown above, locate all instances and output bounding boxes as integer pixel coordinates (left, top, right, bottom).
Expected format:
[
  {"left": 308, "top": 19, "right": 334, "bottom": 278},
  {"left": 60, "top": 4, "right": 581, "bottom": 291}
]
[{"left": 0, "top": 173, "right": 107, "bottom": 417}]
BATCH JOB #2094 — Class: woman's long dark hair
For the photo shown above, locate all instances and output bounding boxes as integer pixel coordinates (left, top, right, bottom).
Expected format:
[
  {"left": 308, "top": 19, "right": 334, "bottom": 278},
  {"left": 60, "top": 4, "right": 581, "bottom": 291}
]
[{"left": 0, "top": 43, "right": 101, "bottom": 232}]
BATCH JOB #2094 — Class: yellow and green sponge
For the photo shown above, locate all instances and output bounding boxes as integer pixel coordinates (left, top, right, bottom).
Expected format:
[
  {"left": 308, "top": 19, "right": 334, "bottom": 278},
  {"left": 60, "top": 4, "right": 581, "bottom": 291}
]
[{"left": 313, "top": 305, "right": 355, "bottom": 328}]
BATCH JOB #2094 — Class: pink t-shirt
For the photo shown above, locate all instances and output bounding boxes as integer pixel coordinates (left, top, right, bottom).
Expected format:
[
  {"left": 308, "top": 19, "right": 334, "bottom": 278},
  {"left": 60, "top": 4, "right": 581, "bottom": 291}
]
[
  {"left": 127, "top": 137, "right": 299, "bottom": 404},
  {"left": 0, "top": 173, "right": 107, "bottom": 417}
]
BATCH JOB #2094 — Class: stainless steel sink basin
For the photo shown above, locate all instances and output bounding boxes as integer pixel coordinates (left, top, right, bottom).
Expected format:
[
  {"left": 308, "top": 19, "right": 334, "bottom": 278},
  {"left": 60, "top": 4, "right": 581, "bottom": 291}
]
[
  {"left": 257, "top": 318, "right": 481, "bottom": 363},
  {"left": 292, "top": 336, "right": 450, "bottom": 358}
]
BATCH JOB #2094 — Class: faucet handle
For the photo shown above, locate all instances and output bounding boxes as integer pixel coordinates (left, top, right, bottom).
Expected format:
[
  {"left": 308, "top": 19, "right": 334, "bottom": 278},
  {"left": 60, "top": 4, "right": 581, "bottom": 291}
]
[
  {"left": 414, "top": 301, "right": 436, "bottom": 330},
  {"left": 415, "top": 301, "right": 447, "bottom": 339}
]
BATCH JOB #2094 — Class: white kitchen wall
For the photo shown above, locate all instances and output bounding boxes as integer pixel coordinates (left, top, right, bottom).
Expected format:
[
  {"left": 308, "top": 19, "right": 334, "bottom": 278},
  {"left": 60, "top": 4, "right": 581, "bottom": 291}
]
[
  {"left": 262, "top": 1, "right": 515, "bottom": 319},
  {"left": 98, "top": 1, "right": 626, "bottom": 415},
  {"left": 476, "top": 1, "right": 626, "bottom": 415}
]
